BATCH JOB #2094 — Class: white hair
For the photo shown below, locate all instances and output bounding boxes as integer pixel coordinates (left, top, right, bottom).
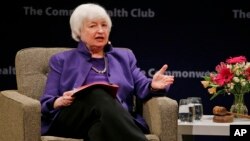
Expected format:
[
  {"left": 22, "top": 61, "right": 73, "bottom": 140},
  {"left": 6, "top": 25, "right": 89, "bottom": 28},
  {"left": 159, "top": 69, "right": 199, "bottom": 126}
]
[{"left": 69, "top": 3, "right": 112, "bottom": 42}]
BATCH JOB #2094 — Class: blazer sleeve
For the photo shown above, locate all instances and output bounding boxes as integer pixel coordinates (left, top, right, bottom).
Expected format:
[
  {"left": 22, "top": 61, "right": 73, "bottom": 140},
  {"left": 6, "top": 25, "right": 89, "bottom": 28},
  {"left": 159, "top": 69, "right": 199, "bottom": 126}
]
[
  {"left": 40, "top": 54, "right": 63, "bottom": 117},
  {"left": 125, "top": 49, "right": 152, "bottom": 99}
]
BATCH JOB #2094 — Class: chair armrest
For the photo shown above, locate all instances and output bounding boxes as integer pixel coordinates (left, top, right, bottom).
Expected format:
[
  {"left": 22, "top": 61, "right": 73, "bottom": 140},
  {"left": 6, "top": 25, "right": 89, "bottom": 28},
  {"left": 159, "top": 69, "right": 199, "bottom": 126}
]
[
  {"left": 0, "top": 90, "right": 41, "bottom": 141},
  {"left": 143, "top": 97, "right": 178, "bottom": 141}
]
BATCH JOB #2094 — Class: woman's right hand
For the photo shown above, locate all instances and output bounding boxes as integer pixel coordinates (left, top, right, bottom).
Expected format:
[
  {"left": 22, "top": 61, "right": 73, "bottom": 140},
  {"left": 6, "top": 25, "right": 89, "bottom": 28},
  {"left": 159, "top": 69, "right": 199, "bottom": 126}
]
[{"left": 53, "top": 89, "right": 75, "bottom": 109}]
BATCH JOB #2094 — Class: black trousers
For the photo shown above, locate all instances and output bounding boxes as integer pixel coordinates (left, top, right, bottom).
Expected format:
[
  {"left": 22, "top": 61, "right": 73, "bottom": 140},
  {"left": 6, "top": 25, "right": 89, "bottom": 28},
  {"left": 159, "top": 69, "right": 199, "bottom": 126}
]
[{"left": 48, "top": 88, "right": 148, "bottom": 141}]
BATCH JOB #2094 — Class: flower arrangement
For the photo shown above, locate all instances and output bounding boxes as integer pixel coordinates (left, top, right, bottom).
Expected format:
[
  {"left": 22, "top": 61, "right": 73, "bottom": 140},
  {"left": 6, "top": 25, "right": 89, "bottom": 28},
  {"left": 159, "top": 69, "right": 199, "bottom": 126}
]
[{"left": 201, "top": 56, "right": 250, "bottom": 100}]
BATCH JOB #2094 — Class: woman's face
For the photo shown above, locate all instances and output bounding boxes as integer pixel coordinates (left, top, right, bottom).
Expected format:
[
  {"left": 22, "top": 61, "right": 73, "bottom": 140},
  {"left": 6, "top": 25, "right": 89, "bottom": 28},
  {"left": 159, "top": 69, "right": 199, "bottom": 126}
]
[{"left": 80, "top": 18, "right": 110, "bottom": 52}]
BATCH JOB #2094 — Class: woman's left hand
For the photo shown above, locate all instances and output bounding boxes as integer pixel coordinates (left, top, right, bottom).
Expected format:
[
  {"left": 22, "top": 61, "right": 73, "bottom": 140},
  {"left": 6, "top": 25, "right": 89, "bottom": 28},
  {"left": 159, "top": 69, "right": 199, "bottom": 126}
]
[
  {"left": 151, "top": 64, "right": 174, "bottom": 90},
  {"left": 53, "top": 89, "right": 75, "bottom": 109}
]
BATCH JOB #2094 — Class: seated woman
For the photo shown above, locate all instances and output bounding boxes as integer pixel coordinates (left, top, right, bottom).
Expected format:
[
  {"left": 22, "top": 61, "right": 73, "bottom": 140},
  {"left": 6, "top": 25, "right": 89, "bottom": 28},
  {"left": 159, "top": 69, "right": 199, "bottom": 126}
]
[{"left": 40, "top": 3, "right": 174, "bottom": 141}]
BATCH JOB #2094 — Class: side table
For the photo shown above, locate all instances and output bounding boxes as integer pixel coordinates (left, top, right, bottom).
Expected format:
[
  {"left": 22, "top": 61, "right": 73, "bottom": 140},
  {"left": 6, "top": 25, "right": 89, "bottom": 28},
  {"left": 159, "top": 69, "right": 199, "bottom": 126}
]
[{"left": 178, "top": 115, "right": 250, "bottom": 141}]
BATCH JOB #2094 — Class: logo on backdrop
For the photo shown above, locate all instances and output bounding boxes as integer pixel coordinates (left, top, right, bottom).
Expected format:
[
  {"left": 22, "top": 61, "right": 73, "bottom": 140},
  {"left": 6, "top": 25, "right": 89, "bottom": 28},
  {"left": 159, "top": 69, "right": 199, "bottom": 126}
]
[
  {"left": 23, "top": 6, "right": 155, "bottom": 18},
  {"left": 0, "top": 65, "right": 209, "bottom": 78},
  {"left": 107, "top": 8, "right": 155, "bottom": 18},
  {"left": 142, "top": 68, "right": 209, "bottom": 78},
  {"left": 232, "top": 9, "right": 250, "bottom": 19},
  {"left": 0, "top": 66, "right": 15, "bottom": 75}
]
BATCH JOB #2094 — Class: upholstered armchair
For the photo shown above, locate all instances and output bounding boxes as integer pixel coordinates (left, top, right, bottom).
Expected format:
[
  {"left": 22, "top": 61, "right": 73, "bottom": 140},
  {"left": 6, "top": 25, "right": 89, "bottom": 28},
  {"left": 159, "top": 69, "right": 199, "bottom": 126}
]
[{"left": 0, "top": 47, "right": 178, "bottom": 141}]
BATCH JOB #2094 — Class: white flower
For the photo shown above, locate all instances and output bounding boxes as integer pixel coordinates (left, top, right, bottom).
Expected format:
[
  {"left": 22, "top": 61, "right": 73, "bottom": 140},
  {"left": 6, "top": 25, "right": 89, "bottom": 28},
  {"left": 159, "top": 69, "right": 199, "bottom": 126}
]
[
  {"left": 227, "top": 64, "right": 232, "bottom": 69},
  {"left": 245, "top": 62, "right": 250, "bottom": 68},
  {"left": 235, "top": 69, "right": 241, "bottom": 76},
  {"left": 227, "top": 82, "right": 234, "bottom": 90},
  {"left": 240, "top": 79, "right": 246, "bottom": 86},
  {"left": 233, "top": 77, "right": 240, "bottom": 83}
]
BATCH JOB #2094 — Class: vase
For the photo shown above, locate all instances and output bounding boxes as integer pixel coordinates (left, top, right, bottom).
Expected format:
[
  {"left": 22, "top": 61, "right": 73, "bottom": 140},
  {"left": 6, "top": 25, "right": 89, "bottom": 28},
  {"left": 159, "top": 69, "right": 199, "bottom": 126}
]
[{"left": 230, "top": 93, "right": 248, "bottom": 118}]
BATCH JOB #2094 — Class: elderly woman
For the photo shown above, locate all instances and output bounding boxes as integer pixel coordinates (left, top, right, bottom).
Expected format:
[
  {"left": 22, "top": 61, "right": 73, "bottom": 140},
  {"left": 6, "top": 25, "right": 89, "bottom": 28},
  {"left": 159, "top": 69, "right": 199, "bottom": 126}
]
[{"left": 40, "top": 3, "right": 174, "bottom": 141}]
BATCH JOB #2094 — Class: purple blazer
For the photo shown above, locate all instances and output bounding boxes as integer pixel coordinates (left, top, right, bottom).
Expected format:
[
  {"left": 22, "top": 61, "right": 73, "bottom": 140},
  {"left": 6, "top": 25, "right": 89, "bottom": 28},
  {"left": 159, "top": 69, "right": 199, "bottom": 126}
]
[{"left": 40, "top": 42, "right": 169, "bottom": 135}]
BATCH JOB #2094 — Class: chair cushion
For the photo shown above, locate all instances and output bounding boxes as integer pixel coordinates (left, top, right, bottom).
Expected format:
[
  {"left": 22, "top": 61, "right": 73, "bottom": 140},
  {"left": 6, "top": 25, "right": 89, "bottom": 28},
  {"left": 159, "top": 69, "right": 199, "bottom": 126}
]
[
  {"left": 41, "top": 134, "right": 159, "bottom": 141},
  {"left": 41, "top": 136, "right": 83, "bottom": 141},
  {"left": 145, "top": 134, "right": 160, "bottom": 141}
]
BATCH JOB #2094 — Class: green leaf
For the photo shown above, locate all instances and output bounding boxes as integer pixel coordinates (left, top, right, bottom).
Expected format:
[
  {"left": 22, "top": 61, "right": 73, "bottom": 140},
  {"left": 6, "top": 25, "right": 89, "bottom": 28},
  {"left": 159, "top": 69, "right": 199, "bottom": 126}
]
[
  {"left": 203, "top": 76, "right": 212, "bottom": 81},
  {"left": 210, "top": 89, "right": 226, "bottom": 100}
]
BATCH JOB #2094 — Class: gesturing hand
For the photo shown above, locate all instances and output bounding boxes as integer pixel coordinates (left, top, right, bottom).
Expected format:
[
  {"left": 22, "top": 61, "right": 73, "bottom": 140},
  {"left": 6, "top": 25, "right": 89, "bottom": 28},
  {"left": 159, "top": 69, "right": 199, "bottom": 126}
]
[{"left": 151, "top": 64, "right": 174, "bottom": 90}]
